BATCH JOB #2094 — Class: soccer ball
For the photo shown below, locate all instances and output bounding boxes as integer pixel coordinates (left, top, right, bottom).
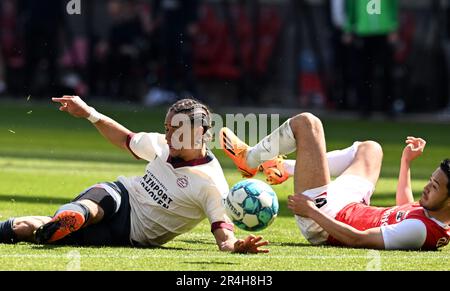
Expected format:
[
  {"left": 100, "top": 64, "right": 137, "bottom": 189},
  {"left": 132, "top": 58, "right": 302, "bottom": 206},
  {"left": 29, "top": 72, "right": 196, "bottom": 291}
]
[{"left": 224, "top": 179, "right": 279, "bottom": 231}]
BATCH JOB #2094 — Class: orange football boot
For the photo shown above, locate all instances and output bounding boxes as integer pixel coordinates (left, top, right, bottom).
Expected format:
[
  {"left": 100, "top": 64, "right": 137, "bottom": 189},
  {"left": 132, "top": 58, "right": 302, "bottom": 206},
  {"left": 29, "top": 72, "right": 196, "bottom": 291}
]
[
  {"left": 219, "top": 127, "right": 258, "bottom": 178},
  {"left": 259, "top": 156, "right": 290, "bottom": 185},
  {"left": 34, "top": 210, "right": 85, "bottom": 243}
]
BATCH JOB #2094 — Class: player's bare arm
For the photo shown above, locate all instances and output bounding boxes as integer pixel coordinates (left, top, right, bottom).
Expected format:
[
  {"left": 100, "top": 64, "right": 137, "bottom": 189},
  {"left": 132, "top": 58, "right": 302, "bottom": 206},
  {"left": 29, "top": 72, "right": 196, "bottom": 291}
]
[
  {"left": 288, "top": 193, "right": 385, "bottom": 249},
  {"left": 52, "top": 95, "right": 133, "bottom": 152},
  {"left": 213, "top": 228, "right": 269, "bottom": 253},
  {"left": 396, "top": 137, "right": 426, "bottom": 206}
]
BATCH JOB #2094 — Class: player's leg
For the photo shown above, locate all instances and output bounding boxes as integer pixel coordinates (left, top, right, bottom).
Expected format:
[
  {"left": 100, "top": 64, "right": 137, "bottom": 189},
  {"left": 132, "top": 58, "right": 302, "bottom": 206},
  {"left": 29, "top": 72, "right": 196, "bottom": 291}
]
[
  {"left": 319, "top": 141, "right": 382, "bottom": 209},
  {"left": 33, "top": 200, "right": 94, "bottom": 244},
  {"left": 0, "top": 216, "right": 51, "bottom": 243},
  {"left": 289, "top": 113, "right": 330, "bottom": 193},
  {"left": 54, "top": 181, "right": 132, "bottom": 246},
  {"left": 261, "top": 142, "right": 361, "bottom": 184},
  {"left": 34, "top": 182, "right": 122, "bottom": 243},
  {"left": 220, "top": 119, "right": 297, "bottom": 177},
  {"left": 221, "top": 112, "right": 330, "bottom": 189},
  {"left": 340, "top": 140, "right": 383, "bottom": 186},
  {"left": 1, "top": 207, "right": 104, "bottom": 244},
  {"left": 288, "top": 113, "right": 334, "bottom": 245},
  {"left": 221, "top": 116, "right": 360, "bottom": 184}
]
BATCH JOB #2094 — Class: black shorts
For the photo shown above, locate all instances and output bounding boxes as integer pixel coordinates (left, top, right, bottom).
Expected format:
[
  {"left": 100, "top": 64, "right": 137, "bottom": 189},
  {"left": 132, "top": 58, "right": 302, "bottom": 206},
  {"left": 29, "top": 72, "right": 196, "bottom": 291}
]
[{"left": 56, "top": 181, "right": 132, "bottom": 246}]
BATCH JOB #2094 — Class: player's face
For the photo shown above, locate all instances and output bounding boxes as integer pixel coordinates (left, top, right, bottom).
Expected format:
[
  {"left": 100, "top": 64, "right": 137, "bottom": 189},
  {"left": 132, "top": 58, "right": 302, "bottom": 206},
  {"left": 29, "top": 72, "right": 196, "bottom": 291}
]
[
  {"left": 165, "top": 111, "right": 199, "bottom": 158},
  {"left": 419, "top": 168, "right": 449, "bottom": 211}
]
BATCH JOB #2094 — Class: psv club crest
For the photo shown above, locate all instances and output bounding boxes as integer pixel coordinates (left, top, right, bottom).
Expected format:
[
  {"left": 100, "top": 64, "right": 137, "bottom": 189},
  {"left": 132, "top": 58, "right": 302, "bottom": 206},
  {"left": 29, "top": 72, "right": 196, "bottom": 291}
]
[{"left": 177, "top": 176, "right": 189, "bottom": 188}]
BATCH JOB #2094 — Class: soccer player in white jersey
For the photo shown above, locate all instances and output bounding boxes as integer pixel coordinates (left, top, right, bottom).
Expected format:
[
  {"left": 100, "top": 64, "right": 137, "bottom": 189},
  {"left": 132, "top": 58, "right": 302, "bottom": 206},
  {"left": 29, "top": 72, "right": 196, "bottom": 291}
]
[
  {"left": 0, "top": 96, "right": 268, "bottom": 254},
  {"left": 220, "top": 113, "right": 450, "bottom": 250}
]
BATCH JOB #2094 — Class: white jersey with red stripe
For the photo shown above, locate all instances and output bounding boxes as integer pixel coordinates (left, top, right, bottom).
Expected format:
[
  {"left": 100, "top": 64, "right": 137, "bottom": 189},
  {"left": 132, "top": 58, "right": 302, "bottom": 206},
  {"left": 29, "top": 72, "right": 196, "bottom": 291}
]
[
  {"left": 118, "top": 132, "right": 231, "bottom": 246},
  {"left": 329, "top": 202, "right": 450, "bottom": 250}
]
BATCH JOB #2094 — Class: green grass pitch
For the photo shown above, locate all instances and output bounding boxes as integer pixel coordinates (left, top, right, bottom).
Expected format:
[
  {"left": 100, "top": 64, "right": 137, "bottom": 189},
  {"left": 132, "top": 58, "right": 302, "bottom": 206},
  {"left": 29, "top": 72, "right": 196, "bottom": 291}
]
[{"left": 0, "top": 99, "right": 449, "bottom": 270}]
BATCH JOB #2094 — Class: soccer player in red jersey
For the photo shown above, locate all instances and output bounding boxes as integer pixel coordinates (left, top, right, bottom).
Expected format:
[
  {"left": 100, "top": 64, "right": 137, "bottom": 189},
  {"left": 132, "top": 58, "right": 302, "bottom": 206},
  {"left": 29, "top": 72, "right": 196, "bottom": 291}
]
[{"left": 221, "top": 113, "right": 449, "bottom": 250}]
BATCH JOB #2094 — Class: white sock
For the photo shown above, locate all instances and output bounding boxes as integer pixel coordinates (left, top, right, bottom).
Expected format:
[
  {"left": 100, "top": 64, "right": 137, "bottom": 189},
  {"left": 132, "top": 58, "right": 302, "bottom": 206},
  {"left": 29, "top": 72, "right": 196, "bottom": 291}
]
[
  {"left": 246, "top": 119, "right": 296, "bottom": 168},
  {"left": 326, "top": 142, "right": 360, "bottom": 176},
  {"left": 283, "top": 159, "right": 296, "bottom": 176},
  {"left": 282, "top": 142, "right": 360, "bottom": 176}
]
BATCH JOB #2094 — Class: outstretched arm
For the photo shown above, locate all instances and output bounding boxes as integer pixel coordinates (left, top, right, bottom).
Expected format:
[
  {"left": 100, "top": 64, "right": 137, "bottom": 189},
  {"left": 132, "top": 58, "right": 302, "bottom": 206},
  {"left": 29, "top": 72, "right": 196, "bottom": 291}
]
[
  {"left": 396, "top": 137, "right": 426, "bottom": 206},
  {"left": 288, "top": 194, "right": 385, "bottom": 249},
  {"left": 212, "top": 227, "right": 269, "bottom": 254},
  {"left": 52, "top": 96, "right": 132, "bottom": 151}
]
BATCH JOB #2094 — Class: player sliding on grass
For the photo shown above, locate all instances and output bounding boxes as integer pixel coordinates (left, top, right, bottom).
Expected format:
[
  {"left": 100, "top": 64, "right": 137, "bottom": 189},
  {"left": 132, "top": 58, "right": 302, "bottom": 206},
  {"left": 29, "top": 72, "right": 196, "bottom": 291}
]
[
  {"left": 220, "top": 113, "right": 450, "bottom": 250},
  {"left": 0, "top": 96, "right": 269, "bottom": 253}
]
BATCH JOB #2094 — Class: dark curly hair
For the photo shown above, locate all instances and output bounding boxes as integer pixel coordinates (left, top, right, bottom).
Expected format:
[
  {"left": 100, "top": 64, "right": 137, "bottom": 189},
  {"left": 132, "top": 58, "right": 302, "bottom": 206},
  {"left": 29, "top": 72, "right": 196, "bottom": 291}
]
[
  {"left": 168, "top": 98, "right": 212, "bottom": 142},
  {"left": 440, "top": 159, "right": 450, "bottom": 196}
]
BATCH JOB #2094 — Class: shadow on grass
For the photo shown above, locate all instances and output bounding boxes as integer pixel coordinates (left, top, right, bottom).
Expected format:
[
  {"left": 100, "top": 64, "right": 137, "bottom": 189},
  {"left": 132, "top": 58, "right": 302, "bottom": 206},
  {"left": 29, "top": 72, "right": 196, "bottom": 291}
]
[
  {"left": 29, "top": 244, "right": 66, "bottom": 250},
  {"left": 178, "top": 239, "right": 215, "bottom": 246},
  {"left": 27, "top": 243, "right": 129, "bottom": 250},
  {"left": 147, "top": 245, "right": 206, "bottom": 251},
  {"left": 28, "top": 242, "right": 204, "bottom": 252},
  {"left": 26, "top": 242, "right": 439, "bottom": 253},
  {"left": 269, "top": 241, "right": 312, "bottom": 247},
  {"left": 0, "top": 194, "right": 70, "bottom": 205}
]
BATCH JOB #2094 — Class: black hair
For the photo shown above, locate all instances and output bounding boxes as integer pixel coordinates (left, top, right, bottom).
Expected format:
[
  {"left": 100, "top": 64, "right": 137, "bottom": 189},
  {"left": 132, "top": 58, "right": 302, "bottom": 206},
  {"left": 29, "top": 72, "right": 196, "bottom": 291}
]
[
  {"left": 168, "top": 98, "right": 212, "bottom": 142},
  {"left": 440, "top": 159, "right": 450, "bottom": 196}
]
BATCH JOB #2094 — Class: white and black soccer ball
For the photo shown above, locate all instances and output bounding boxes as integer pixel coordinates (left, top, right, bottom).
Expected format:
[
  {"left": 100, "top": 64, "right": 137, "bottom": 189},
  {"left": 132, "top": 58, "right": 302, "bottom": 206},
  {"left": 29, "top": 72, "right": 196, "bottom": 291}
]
[{"left": 224, "top": 179, "right": 279, "bottom": 231}]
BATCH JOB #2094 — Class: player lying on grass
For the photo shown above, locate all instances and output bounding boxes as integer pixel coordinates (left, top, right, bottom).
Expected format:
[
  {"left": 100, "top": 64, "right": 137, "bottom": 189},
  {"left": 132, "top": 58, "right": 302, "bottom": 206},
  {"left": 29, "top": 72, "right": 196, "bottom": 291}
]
[
  {"left": 220, "top": 113, "right": 450, "bottom": 250},
  {"left": 0, "top": 96, "right": 268, "bottom": 253}
]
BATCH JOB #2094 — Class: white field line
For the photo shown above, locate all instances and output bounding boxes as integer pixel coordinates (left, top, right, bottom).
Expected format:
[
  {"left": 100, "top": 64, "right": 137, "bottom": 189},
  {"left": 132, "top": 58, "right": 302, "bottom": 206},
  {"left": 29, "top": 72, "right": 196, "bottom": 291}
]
[{"left": 0, "top": 254, "right": 448, "bottom": 260}]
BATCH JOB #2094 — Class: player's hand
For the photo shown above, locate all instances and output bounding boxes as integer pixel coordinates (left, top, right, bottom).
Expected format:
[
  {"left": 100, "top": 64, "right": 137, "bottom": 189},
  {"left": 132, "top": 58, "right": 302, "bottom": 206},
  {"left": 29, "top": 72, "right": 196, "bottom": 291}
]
[
  {"left": 233, "top": 235, "right": 269, "bottom": 254},
  {"left": 52, "top": 95, "right": 91, "bottom": 118},
  {"left": 402, "top": 136, "right": 426, "bottom": 163},
  {"left": 287, "top": 193, "right": 316, "bottom": 217}
]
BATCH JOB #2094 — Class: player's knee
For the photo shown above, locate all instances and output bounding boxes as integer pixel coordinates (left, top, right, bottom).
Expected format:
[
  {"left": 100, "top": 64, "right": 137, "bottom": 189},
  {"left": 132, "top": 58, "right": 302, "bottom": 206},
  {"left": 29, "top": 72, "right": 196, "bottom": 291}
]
[
  {"left": 78, "top": 199, "right": 105, "bottom": 224},
  {"left": 290, "top": 113, "right": 322, "bottom": 136},
  {"left": 360, "top": 141, "right": 383, "bottom": 159}
]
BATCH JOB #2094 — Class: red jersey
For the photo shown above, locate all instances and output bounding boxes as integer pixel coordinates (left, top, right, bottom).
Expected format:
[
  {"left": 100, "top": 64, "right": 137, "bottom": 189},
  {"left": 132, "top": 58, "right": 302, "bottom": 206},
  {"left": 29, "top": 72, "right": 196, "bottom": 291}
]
[{"left": 327, "top": 202, "right": 450, "bottom": 250}]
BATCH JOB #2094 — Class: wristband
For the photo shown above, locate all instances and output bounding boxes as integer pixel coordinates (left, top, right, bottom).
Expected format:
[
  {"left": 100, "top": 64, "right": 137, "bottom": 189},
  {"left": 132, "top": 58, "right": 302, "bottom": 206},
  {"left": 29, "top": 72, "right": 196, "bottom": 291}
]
[{"left": 87, "top": 107, "right": 102, "bottom": 123}]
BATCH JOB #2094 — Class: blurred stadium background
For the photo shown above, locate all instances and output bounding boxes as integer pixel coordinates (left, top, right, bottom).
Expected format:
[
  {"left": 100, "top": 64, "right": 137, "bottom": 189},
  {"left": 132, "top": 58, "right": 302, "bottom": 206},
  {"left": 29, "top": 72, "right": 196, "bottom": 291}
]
[{"left": 0, "top": 0, "right": 449, "bottom": 117}]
